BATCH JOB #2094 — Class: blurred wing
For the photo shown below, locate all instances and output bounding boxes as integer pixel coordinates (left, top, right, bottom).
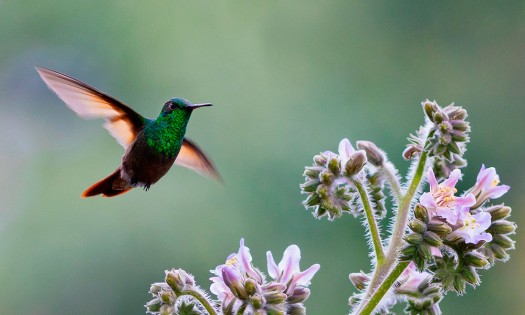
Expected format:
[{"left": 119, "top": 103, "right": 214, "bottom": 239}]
[
  {"left": 36, "top": 67, "right": 145, "bottom": 148},
  {"left": 176, "top": 138, "right": 222, "bottom": 181}
]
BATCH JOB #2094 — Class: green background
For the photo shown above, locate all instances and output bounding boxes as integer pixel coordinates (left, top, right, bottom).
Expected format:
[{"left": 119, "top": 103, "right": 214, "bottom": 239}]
[{"left": 0, "top": 1, "right": 523, "bottom": 314}]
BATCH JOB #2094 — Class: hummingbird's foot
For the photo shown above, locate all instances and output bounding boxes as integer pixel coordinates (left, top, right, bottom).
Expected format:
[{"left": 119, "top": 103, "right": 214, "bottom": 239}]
[
  {"left": 143, "top": 184, "right": 151, "bottom": 191},
  {"left": 130, "top": 177, "right": 138, "bottom": 187}
]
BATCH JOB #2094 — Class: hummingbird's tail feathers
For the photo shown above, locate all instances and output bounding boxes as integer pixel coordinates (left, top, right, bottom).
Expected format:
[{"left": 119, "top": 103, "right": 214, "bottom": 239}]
[{"left": 81, "top": 168, "right": 132, "bottom": 198}]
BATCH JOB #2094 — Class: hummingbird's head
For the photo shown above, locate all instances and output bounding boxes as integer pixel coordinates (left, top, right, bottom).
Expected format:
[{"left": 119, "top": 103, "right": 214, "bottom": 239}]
[{"left": 161, "top": 97, "right": 212, "bottom": 116}]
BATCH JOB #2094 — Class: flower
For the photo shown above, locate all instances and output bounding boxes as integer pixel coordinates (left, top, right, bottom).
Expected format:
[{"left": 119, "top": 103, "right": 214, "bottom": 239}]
[
  {"left": 210, "top": 239, "right": 319, "bottom": 314},
  {"left": 468, "top": 165, "right": 510, "bottom": 209},
  {"left": 419, "top": 168, "right": 475, "bottom": 225},
  {"left": 266, "top": 244, "right": 320, "bottom": 302},
  {"left": 447, "top": 207, "right": 492, "bottom": 244}
]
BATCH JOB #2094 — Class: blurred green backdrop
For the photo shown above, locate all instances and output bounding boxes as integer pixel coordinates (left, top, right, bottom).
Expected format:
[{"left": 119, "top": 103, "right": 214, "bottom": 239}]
[{"left": 1, "top": 1, "right": 524, "bottom": 314}]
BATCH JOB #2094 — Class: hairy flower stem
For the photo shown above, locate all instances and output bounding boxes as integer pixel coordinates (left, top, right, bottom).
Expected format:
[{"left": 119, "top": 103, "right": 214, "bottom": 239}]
[
  {"left": 359, "top": 261, "right": 410, "bottom": 315},
  {"left": 181, "top": 290, "right": 218, "bottom": 315},
  {"left": 353, "top": 179, "right": 385, "bottom": 264},
  {"left": 383, "top": 162, "right": 403, "bottom": 202},
  {"left": 355, "top": 151, "right": 428, "bottom": 314}
]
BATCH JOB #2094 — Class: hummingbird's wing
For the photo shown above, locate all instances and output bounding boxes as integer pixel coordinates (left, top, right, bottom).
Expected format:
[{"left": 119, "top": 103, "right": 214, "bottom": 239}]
[
  {"left": 176, "top": 138, "right": 222, "bottom": 181},
  {"left": 36, "top": 67, "right": 145, "bottom": 149}
]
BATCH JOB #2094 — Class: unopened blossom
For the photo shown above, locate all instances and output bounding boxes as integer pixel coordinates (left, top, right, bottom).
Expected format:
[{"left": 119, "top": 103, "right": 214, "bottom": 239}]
[
  {"left": 266, "top": 244, "right": 320, "bottom": 302},
  {"left": 420, "top": 168, "right": 475, "bottom": 225},
  {"left": 468, "top": 165, "right": 510, "bottom": 209},
  {"left": 448, "top": 207, "right": 492, "bottom": 244}
]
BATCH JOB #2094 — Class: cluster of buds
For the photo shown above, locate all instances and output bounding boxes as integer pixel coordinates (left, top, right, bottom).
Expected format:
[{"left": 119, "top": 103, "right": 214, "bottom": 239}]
[
  {"left": 300, "top": 139, "right": 368, "bottom": 220},
  {"left": 396, "top": 262, "right": 442, "bottom": 315},
  {"left": 210, "top": 239, "right": 320, "bottom": 315},
  {"left": 400, "top": 165, "right": 514, "bottom": 295},
  {"left": 404, "top": 100, "right": 470, "bottom": 179},
  {"left": 146, "top": 269, "right": 207, "bottom": 315}
]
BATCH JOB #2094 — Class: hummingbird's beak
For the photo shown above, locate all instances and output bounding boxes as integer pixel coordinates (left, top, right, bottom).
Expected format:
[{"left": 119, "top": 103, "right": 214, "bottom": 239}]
[{"left": 190, "top": 103, "right": 212, "bottom": 109}]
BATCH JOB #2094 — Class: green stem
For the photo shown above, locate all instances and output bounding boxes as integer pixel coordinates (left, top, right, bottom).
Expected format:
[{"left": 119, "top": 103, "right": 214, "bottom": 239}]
[
  {"left": 383, "top": 162, "right": 403, "bottom": 202},
  {"left": 353, "top": 179, "right": 385, "bottom": 264},
  {"left": 181, "top": 290, "right": 218, "bottom": 315},
  {"left": 359, "top": 261, "right": 410, "bottom": 315},
  {"left": 384, "top": 151, "right": 428, "bottom": 262}
]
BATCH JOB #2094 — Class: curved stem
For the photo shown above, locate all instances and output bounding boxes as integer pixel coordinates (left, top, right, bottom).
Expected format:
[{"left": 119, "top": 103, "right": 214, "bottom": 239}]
[
  {"left": 181, "top": 290, "right": 218, "bottom": 315},
  {"left": 383, "top": 161, "right": 403, "bottom": 202},
  {"left": 359, "top": 261, "right": 410, "bottom": 315},
  {"left": 353, "top": 179, "right": 385, "bottom": 264}
]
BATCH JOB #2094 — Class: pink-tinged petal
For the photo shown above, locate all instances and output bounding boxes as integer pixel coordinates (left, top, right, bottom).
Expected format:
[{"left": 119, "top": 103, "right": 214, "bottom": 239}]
[
  {"left": 266, "top": 251, "right": 279, "bottom": 280},
  {"left": 287, "top": 264, "right": 320, "bottom": 294},
  {"left": 427, "top": 168, "right": 438, "bottom": 191},
  {"left": 419, "top": 192, "right": 437, "bottom": 209},
  {"left": 454, "top": 193, "right": 476, "bottom": 208},
  {"left": 435, "top": 207, "right": 458, "bottom": 225},
  {"left": 485, "top": 185, "right": 510, "bottom": 199},
  {"left": 237, "top": 239, "right": 262, "bottom": 283},
  {"left": 338, "top": 138, "right": 355, "bottom": 163},
  {"left": 473, "top": 212, "right": 492, "bottom": 231},
  {"left": 476, "top": 165, "right": 493, "bottom": 189},
  {"left": 278, "top": 245, "right": 301, "bottom": 284},
  {"left": 442, "top": 169, "right": 462, "bottom": 188}
]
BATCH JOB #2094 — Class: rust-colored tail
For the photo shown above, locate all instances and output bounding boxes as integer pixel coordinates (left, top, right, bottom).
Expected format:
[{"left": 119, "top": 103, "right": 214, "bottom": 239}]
[{"left": 81, "top": 168, "right": 132, "bottom": 198}]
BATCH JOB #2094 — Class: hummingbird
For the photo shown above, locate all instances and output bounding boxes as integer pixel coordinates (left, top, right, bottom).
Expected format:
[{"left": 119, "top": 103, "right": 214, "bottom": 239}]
[{"left": 36, "top": 67, "right": 220, "bottom": 198}]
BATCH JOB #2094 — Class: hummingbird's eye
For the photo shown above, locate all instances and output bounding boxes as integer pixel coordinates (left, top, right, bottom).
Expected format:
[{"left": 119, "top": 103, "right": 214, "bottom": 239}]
[{"left": 169, "top": 103, "right": 177, "bottom": 110}]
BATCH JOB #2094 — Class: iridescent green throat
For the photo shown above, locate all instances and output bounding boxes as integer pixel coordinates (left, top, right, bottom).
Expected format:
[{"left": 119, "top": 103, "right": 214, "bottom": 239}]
[{"left": 144, "top": 110, "right": 192, "bottom": 158}]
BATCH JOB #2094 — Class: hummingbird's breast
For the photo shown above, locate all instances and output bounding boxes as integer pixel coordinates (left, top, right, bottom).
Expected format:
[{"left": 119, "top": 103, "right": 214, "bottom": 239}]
[{"left": 120, "top": 129, "right": 181, "bottom": 187}]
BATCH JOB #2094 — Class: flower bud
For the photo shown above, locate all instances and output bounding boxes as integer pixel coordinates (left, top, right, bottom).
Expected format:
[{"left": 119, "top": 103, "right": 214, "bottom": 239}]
[
  {"left": 427, "top": 219, "right": 452, "bottom": 236},
  {"left": 414, "top": 204, "right": 430, "bottom": 223},
  {"left": 423, "top": 100, "right": 438, "bottom": 122},
  {"left": 453, "top": 275, "right": 466, "bottom": 293},
  {"left": 408, "top": 219, "right": 427, "bottom": 234},
  {"left": 490, "top": 243, "right": 509, "bottom": 261},
  {"left": 264, "top": 291, "right": 287, "bottom": 305},
  {"left": 250, "top": 293, "right": 264, "bottom": 309},
  {"left": 160, "top": 289, "right": 176, "bottom": 304},
  {"left": 405, "top": 233, "right": 423, "bottom": 245},
  {"left": 345, "top": 151, "right": 367, "bottom": 176},
  {"left": 486, "top": 205, "right": 511, "bottom": 221},
  {"left": 492, "top": 234, "right": 515, "bottom": 249},
  {"left": 165, "top": 269, "right": 194, "bottom": 293},
  {"left": 244, "top": 278, "right": 258, "bottom": 296},
  {"left": 423, "top": 231, "right": 442, "bottom": 247},
  {"left": 489, "top": 220, "right": 516, "bottom": 235},
  {"left": 159, "top": 304, "right": 174, "bottom": 315},
  {"left": 222, "top": 266, "right": 246, "bottom": 299},
  {"left": 328, "top": 158, "right": 341, "bottom": 175},
  {"left": 313, "top": 154, "right": 327, "bottom": 166},
  {"left": 461, "top": 266, "right": 480, "bottom": 286},
  {"left": 303, "top": 166, "right": 323, "bottom": 179},
  {"left": 319, "top": 170, "right": 335, "bottom": 185},
  {"left": 287, "top": 287, "right": 311, "bottom": 304},
  {"left": 145, "top": 298, "right": 162, "bottom": 312},
  {"left": 300, "top": 179, "right": 319, "bottom": 193},
  {"left": 150, "top": 282, "right": 169, "bottom": 295},
  {"left": 287, "top": 304, "right": 306, "bottom": 315},
  {"left": 356, "top": 141, "right": 385, "bottom": 166},
  {"left": 403, "top": 144, "right": 421, "bottom": 160},
  {"left": 463, "top": 252, "right": 489, "bottom": 268},
  {"left": 417, "top": 244, "right": 432, "bottom": 260},
  {"left": 349, "top": 271, "right": 370, "bottom": 291}
]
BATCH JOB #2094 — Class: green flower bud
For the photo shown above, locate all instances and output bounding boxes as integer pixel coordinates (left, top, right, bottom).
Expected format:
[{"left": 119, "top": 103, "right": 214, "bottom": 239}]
[
  {"left": 461, "top": 266, "right": 480, "bottom": 286},
  {"left": 414, "top": 204, "right": 430, "bottom": 223},
  {"left": 319, "top": 170, "right": 335, "bottom": 185},
  {"left": 160, "top": 290, "right": 176, "bottom": 304},
  {"left": 245, "top": 278, "right": 258, "bottom": 296},
  {"left": 409, "top": 219, "right": 427, "bottom": 234},
  {"left": 492, "top": 234, "right": 515, "bottom": 249},
  {"left": 423, "top": 231, "right": 442, "bottom": 247},
  {"left": 251, "top": 294, "right": 264, "bottom": 309},
  {"left": 427, "top": 219, "right": 452, "bottom": 236},
  {"left": 303, "top": 166, "right": 323, "bottom": 179},
  {"left": 453, "top": 275, "right": 466, "bottom": 293},
  {"left": 464, "top": 252, "right": 489, "bottom": 268},
  {"left": 159, "top": 304, "right": 174, "bottom": 315},
  {"left": 300, "top": 179, "right": 320, "bottom": 193},
  {"left": 417, "top": 244, "right": 432, "bottom": 260},
  {"left": 489, "top": 220, "right": 516, "bottom": 235},
  {"left": 304, "top": 193, "right": 320, "bottom": 207},
  {"left": 405, "top": 233, "right": 423, "bottom": 245},
  {"left": 145, "top": 298, "right": 162, "bottom": 312},
  {"left": 486, "top": 205, "right": 511, "bottom": 221},
  {"left": 328, "top": 158, "right": 341, "bottom": 175},
  {"left": 490, "top": 243, "right": 510, "bottom": 261}
]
